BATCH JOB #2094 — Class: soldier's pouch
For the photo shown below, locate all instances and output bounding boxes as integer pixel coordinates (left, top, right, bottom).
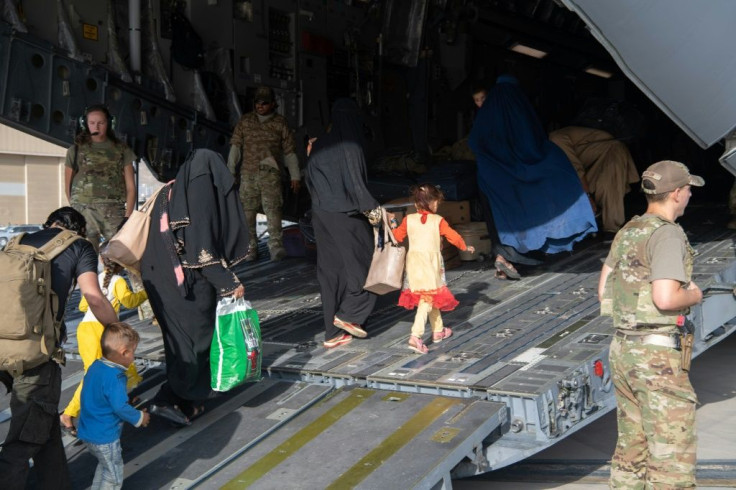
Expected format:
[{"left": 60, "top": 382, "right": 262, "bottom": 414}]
[{"left": 680, "top": 333, "right": 694, "bottom": 372}]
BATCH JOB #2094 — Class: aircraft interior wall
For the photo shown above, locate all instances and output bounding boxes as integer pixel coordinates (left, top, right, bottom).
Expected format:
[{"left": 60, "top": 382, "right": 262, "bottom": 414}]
[{"left": 8, "top": 1, "right": 734, "bottom": 203}]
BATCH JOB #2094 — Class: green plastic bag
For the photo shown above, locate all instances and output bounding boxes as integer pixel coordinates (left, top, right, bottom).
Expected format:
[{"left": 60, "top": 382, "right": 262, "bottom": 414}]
[{"left": 210, "top": 297, "right": 262, "bottom": 392}]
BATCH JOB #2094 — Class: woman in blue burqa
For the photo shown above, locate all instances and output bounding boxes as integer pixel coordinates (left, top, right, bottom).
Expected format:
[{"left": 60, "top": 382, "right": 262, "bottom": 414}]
[{"left": 469, "top": 74, "right": 597, "bottom": 278}]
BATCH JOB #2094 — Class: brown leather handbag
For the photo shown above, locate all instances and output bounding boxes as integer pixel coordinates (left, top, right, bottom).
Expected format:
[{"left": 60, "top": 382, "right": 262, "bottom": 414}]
[
  {"left": 102, "top": 185, "right": 165, "bottom": 274},
  {"left": 364, "top": 208, "right": 406, "bottom": 295}
]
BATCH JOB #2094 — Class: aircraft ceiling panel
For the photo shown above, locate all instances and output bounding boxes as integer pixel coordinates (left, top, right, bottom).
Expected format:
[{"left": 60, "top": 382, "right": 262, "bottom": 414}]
[{"left": 561, "top": 0, "right": 736, "bottom": 149}]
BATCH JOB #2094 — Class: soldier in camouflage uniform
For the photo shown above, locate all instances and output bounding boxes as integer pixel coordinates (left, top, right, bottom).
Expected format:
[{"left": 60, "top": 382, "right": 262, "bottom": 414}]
[
  {"left": 598, "top": 160, "right": 704, "bottom": 489},
  {"left": 65, "top": 105, "right": 136, "bottom": 252},
  {"left": 228, "top": 86, "right": 301, "bottom": 262}
]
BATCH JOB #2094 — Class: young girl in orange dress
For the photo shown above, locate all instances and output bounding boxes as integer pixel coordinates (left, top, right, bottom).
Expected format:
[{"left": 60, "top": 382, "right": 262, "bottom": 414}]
[{"left": 391, "top": 184, "right": 474, "bottom": 354}]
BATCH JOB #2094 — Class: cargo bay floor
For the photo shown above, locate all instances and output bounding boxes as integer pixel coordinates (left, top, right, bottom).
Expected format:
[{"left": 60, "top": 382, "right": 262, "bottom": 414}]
[{"left": 1, "top": 204, "right": 735, "bottom": 489}]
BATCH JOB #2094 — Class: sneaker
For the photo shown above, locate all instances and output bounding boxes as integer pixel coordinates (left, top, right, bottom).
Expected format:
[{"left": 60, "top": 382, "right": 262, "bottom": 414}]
[
  {"left": 334, "top": 316, "right": 367, "bottom": 338},
  {"left": 245, "top": 245, "right": 258, "bottom": 262},
  {"left": 270, "top": 246, "right": 287, "bottom": 262},
  {"left": 323, "top": 333, "right": 352, "bottom": 349}
]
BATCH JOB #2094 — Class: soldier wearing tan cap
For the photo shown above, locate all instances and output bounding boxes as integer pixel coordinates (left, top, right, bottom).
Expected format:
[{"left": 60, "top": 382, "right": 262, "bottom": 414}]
[
  {"left": 228, "top": 86, "right": 300, "bottom": 262},
  {"left": 598, "top": 160, "right": 704, "bottom": 488}
]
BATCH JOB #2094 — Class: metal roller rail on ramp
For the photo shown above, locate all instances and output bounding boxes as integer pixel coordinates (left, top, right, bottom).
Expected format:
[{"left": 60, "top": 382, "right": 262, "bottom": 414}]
[{"left": 1, "top": 210, "right": 734, "bottom": 488}]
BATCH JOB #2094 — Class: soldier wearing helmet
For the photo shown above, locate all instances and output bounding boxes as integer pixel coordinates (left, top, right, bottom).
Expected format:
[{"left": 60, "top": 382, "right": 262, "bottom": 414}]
[{"left": 227, "top": 86, "right": 300, "bottom": 262}]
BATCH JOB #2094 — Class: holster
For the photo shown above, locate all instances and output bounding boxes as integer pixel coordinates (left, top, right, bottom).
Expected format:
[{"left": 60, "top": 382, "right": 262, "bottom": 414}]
[{"left": 680, "top": 333, "right": 694, "bottom": 372}]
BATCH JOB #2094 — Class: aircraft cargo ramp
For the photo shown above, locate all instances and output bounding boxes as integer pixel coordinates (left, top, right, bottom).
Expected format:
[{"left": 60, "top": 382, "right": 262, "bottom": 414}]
[{"left": 1, "top": 209, "right": 735, "bottom": 489}]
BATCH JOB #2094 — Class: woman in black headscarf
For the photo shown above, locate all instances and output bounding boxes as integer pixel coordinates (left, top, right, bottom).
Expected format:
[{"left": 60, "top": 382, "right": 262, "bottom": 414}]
[
  {"left": 306, "top": 99, "right": 379, "bottom": 349},
  {"left": 141, "top": 149, "right": 248, "bottom": 424}
]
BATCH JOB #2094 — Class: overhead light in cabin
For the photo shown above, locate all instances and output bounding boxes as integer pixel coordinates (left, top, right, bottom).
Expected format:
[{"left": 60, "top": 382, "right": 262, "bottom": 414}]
[
  {"left": 585, "top": 66, "right": 613, "bottom": 79},
  {"left": 508, "top": 42, "right": 548, "bottom": 59}
]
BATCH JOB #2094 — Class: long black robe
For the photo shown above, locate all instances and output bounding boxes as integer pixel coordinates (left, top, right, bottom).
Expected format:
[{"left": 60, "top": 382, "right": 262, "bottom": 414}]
[
  {"left": 141, "top": 149, "right": 248, "bottom": 403},
  {"left": 306, "top": 99, "right": 379, "bottom": 339}
]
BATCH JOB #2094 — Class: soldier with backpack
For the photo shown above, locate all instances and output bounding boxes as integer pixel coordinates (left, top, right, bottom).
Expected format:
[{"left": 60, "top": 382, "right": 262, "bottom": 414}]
[{"left": 0, "top": 207, "right": 118, "bottom": 490}]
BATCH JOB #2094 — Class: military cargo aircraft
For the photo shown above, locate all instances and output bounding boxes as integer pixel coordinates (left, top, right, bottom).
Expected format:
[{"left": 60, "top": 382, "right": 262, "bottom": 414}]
[{"left": 1, "top": 1, "right": 735, "bottom": 488}]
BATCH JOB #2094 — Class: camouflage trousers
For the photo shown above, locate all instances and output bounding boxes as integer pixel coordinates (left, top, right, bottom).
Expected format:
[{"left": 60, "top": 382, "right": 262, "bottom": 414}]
[
  {"left": 239, "top": 166, "right": 283, "bottom": 253},
  {"left": 609, "top": 335, "right": 697, "bottom": 489},
  {"left": 71, "top": 201, "right": 126, "bottom": 252}
]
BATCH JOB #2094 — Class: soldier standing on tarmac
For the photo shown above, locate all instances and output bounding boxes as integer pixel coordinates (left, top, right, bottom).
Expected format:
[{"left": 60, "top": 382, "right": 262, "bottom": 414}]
[
  {"left": 228, "top": 86, "right": 301, "bottom": 262},
  {"left": 598, "top": 160, "right": 704, "bottom": 488},
  {"left": 65, "top": 104, "right": 137, "bottom": 252}
]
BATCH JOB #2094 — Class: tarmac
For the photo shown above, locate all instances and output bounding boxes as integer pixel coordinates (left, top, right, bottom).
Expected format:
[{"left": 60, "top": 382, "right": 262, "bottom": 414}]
[{"left": 455, "top": 332, "right": 736, "bottom": 489}]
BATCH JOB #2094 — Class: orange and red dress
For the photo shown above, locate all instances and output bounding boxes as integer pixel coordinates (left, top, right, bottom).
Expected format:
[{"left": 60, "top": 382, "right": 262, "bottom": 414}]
[{"left": 392, "top": 211, "right": 468, "bottom": 311}]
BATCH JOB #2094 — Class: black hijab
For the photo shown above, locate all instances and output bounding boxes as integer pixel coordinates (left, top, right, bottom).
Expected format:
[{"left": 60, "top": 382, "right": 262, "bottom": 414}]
[
  {"left": 168, "top": 149, "right": 249, "bottom": 269},
  {"left": 306, "top": 98, "right": 378, "bottom": 214}
]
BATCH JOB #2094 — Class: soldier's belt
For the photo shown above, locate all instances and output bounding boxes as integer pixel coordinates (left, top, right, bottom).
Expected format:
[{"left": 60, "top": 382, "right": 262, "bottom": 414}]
[{"left": 615, "top": 331, "right": 681, "bottom": 350}]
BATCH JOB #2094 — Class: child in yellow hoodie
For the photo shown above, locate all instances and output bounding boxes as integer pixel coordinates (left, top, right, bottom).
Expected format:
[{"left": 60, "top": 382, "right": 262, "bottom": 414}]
[{"left": 60, "top": 255, "right": 148, "bottom": 436}]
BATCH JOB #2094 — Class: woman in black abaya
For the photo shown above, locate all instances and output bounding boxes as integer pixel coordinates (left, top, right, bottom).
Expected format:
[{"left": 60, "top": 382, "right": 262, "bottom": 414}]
[
  {"left": 141, "top": 149, "right": 248, "bottom": 424},
  {"left": 306, "top": 99, "right": 380, "bottom": 349}
]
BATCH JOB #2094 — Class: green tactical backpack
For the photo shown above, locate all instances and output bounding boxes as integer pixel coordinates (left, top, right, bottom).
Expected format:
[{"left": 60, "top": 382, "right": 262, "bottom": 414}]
[{"left": 0, "top": 230, "right": 81, "bottom": 375}]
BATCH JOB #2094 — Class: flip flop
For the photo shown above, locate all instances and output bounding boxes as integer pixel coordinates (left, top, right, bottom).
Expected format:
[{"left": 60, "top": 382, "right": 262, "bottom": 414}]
[
  {"left": 432, "top": 327, "right": 453, "bottom": 343},
  {"left": 408, "top": 336, "right": 428, "bottom": 355},
  {"left": 181, "top": 403, "right": 206, "bottom": 422},
  {"left": 334, "top": 317, "right": 368, "bottom": 338},
  {"left": 150, "top": 404, "right": 191, "bottom": 427},
  {"left": 494, "top": 258, "right": 521, "bottom": 280}
]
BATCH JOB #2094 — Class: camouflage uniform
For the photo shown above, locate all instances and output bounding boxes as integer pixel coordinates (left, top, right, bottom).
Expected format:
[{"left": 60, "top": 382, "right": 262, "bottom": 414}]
[
  {"left": 229, "top": 110, "right": 298, "bottom": 259},
  {"left": 602, "top": 214, "right": 697, "bottom": 489},
  {"left": 65, "top": 140, "right": 136, "bottom": 250}
]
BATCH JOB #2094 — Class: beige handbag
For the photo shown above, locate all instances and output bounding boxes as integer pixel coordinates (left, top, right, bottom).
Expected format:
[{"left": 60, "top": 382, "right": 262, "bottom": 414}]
[
  {"left": 102, "top": 185, "right": 165, "bottom": 274},
  {"left": 364, "top": 207, "right": 406, "bottom": 295}
]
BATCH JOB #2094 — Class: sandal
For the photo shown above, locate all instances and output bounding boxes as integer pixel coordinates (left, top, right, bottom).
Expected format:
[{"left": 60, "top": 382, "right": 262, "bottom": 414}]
[
  {"left": 408, "top": 336, "right": 429, "bottom": 355},
  {"left": 432, "top": 327, "right": 453, "bottom": 343},
  {"left": 180, "top": 402, "right": 206, "bottom": 422},
  {"left": 324, "top": 333, "right": 352, "bottom": 349},
  {"left": 334, "top": 317, "right": 367, "bottom": 338},
  {"left": 494, "top": 256, "right": 521, "bottom": 280}
]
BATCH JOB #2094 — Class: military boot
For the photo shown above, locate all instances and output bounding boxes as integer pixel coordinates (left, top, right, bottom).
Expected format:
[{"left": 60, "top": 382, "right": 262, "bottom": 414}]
[
  {"left": 245, "top": 242, "right": 258, "bottom": 262},
  {"left": 270, "top": 246, "right": 287, "bottom": 262}
]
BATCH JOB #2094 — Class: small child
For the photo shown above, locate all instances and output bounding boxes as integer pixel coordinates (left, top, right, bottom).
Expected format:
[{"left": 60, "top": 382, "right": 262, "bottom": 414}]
[
  {"left": 392, "top": 184, "right": 474, "bottom": 354},
  {"left": 61, "top": 255, "right": 148, "bottom": 434},
  {"left": 472, "top": 85, "right": 487, "bottom": 109},
  {"left": 78, "top": 322, "right": 150, "bottom": 490}
]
